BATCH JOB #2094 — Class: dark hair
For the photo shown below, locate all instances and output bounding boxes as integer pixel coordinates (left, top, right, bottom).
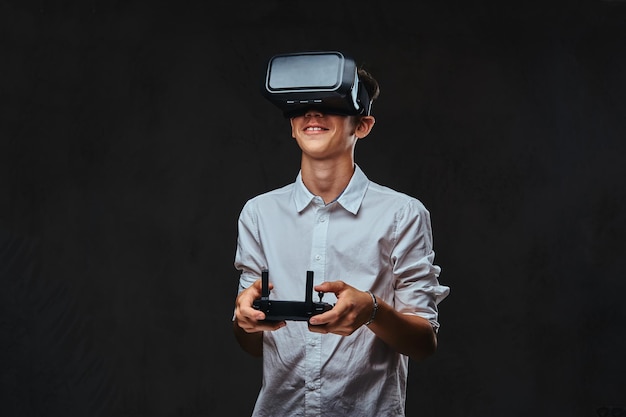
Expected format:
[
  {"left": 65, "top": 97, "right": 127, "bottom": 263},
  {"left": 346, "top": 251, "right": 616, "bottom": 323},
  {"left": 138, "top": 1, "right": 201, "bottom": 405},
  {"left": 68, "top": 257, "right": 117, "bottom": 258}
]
[{"left": 358, "top": 67, "right": 380, "bottom": 104}]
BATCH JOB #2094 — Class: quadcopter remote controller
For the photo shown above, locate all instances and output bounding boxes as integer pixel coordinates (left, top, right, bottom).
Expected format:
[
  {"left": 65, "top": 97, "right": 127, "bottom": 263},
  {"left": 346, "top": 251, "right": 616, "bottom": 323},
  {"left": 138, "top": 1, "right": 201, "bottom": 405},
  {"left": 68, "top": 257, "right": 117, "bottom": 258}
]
[{"left": 252, "top": 270, "right": 333, "bottom": 321}]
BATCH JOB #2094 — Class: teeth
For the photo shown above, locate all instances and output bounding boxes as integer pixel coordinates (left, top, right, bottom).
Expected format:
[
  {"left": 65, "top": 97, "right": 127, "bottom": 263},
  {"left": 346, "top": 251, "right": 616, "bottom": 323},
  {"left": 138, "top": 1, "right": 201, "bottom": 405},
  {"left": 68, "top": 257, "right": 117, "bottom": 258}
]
[{"left": 306, "top": 127, "right": 324, "bottom": 131}]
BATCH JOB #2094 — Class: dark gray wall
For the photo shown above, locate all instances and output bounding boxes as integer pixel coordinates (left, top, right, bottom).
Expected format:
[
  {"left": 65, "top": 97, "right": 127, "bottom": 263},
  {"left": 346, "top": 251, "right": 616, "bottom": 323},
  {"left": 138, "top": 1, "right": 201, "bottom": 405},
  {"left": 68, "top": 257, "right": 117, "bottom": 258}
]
[{"left": 2, "top": 1, "right": 625, "bottom": 416}]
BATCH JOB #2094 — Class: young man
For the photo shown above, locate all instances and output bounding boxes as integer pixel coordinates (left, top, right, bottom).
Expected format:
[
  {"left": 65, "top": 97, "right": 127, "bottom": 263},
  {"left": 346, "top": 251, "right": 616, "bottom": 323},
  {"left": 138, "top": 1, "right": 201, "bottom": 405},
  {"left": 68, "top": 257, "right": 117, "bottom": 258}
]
[{"left": 232, "top": 51, "right": 449, "bottom": 417}]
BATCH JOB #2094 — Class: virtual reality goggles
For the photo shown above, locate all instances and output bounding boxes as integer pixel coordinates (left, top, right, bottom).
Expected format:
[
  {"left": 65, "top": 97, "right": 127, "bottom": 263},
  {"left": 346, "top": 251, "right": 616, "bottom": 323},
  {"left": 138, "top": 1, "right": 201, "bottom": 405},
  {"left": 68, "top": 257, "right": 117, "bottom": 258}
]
[{"left": 261, "top": 51, "right": 372, "bottom": 118}]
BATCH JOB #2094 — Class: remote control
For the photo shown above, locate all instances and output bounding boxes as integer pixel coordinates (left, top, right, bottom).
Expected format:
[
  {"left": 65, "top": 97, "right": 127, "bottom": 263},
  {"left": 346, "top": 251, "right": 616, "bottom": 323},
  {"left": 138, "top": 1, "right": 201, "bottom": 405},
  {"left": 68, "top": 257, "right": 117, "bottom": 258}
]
[{"left": 252, "top": 270, "right": 333, "bottom": 321}]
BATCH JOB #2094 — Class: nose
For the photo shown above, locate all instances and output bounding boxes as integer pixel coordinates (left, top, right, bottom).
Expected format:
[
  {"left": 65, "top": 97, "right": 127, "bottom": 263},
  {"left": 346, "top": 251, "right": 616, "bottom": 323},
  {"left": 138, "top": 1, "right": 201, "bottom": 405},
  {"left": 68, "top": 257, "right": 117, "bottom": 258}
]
[{"left": 304, "top": 108, "right": 324, "bottom": 118}]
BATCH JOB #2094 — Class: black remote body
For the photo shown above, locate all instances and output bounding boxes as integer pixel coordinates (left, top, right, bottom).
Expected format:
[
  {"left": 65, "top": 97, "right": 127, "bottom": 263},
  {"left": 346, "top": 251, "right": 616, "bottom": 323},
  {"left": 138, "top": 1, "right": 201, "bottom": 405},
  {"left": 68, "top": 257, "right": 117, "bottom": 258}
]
[{"left": 252, "top": 270, "right": 333, "bottom": 321}]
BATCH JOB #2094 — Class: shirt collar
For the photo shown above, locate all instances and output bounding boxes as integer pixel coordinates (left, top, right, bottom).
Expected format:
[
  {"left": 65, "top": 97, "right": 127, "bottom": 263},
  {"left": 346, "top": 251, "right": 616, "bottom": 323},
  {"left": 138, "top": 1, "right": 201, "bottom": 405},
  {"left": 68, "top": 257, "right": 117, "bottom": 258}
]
[{"left": 293, "top": 164, "right": 369, "bottom": 215}]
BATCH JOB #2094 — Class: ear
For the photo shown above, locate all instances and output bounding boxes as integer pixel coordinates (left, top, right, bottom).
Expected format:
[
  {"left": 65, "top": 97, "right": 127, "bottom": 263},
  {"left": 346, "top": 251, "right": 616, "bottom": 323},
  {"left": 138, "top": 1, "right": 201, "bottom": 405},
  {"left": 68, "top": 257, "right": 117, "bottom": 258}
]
[
  {"left": 355, "top": 115, "right": 376, "bottom": 139},
  {"left": 290, "top": 117, "right": 297, "bottom": 139}
]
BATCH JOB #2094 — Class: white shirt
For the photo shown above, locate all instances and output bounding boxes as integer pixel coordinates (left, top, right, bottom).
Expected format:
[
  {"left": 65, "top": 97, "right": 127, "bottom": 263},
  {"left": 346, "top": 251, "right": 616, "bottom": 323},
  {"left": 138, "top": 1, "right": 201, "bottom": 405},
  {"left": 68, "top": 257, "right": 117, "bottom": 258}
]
[{"left": 235, "top": 165, "right": 450, "bottom": 417}]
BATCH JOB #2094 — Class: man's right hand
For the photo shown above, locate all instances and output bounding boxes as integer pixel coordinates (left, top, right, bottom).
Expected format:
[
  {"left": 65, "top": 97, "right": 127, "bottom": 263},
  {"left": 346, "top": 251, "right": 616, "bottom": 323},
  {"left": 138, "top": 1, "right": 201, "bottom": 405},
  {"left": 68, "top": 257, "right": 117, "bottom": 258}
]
[{"left": 234, "top": 279, "right": 286, "bottom": 333}]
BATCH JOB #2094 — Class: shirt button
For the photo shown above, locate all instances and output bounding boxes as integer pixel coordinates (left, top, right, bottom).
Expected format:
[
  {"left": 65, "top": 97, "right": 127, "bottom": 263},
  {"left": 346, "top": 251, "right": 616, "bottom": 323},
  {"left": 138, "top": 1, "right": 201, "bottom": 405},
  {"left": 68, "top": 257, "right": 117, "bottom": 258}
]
[
  {"left": 315, "top": 255, "right": 321, "bottom": 261},
  {"left": 319, "top": 217, "right": 326, "bottom": 223},
  {"left": 306, "top": 382, "right": 317, "bottom": 391}
]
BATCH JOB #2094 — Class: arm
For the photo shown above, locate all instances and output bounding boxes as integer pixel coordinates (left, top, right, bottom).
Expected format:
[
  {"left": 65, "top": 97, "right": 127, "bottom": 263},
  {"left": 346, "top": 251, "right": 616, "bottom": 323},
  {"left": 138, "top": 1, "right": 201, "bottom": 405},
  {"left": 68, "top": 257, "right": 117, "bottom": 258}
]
[
  {"left": 365, "top": 295, "right": 437, "bottom": 360},
  {"left": 376, "top": 199, "right": 446, "bottom": 359},
  {"left": 308, "top": 281, "right": 437, "bottom": 361},
  {"left": 233, "top": 317, "right": 264, "bottom": 357}
]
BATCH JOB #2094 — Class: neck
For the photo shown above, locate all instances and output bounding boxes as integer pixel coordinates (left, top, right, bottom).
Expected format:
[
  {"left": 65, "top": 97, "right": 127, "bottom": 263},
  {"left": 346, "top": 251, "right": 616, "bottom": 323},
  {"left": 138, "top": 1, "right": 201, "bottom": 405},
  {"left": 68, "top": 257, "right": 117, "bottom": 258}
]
[{"left": 300, "top": 158, "right": 355, "bottom": 204}]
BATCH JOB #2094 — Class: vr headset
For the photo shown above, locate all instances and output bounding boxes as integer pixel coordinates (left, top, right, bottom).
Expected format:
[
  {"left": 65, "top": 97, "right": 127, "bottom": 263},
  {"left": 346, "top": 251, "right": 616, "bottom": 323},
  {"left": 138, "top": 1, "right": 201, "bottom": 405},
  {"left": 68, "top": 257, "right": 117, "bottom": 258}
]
[{"left": 261, "top": 51, "right": 372, "bottom": 118}]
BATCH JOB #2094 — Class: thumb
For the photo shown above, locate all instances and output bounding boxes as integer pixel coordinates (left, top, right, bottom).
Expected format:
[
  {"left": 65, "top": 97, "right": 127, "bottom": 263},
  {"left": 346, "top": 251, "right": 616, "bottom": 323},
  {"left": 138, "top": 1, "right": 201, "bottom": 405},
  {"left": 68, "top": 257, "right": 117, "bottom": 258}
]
[{"left": 314, "top": 280, "right": 343, "bottom": 294}]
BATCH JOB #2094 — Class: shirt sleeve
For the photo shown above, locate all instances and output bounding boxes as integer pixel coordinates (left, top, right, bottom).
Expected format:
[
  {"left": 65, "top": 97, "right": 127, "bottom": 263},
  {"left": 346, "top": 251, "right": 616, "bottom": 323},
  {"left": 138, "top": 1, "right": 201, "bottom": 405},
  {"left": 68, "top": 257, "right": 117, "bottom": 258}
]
[
  {"left": 391, "top": 198, "right": 450, "bottom": 332},
  {"left": 234, "top": 199, "right": 267, "bottom": 294}
]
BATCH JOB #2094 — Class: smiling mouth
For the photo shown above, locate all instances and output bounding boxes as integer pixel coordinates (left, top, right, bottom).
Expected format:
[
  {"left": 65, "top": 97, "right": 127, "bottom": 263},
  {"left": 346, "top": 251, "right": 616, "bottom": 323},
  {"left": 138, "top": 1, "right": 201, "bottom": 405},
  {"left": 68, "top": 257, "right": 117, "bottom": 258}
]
[{"left": 304, "top": 126, "right": 328, "bottom": 132}]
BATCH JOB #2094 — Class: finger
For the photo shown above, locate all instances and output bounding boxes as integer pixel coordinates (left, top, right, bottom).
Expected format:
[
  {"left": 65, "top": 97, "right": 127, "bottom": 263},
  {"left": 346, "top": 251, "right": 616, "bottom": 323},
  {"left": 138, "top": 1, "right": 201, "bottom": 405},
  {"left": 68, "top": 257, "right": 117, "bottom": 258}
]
[
  {"left": 263, "top": 320, "right": 287, "bottom": 330},
  {"left": 314, "top": 280, "right": 344, "bottom": 294},
  {"left": 249, "top": 319, "right": 286, "bottom": 333},
  {"left": 239, "top": 313, "right": 286, "bottom": 332},
  {"left": 308, "top": 306, "right": 340, "bottom": 325},
  {"left": 307, "top": 322, "right": 329, "bottom": 334}
]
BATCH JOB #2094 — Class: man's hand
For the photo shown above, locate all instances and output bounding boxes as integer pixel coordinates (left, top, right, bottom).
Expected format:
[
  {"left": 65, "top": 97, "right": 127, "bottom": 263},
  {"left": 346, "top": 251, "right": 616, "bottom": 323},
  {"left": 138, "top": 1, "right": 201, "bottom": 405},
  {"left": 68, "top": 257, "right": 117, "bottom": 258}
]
[
  {"left": 234, "top": 279, "right": 286, "bottom": 333},
  {"left": 307, "top": 281, "right": 375, "bottom": 335}
]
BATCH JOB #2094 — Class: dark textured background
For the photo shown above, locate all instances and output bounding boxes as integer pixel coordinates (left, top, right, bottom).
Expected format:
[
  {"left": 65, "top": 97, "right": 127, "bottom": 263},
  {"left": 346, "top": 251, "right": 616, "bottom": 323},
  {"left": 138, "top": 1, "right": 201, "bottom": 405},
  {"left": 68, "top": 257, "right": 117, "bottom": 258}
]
[{"left": 2, "top": 0, "right": 625, "bottom": 416}]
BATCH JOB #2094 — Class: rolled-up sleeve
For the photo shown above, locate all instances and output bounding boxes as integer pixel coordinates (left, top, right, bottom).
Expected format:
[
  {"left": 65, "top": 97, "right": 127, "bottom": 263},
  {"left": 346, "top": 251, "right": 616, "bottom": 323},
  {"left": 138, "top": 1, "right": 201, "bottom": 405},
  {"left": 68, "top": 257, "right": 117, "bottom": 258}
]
[{"left": 391, "top": 199, "right": 450, "bottom": 331}]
